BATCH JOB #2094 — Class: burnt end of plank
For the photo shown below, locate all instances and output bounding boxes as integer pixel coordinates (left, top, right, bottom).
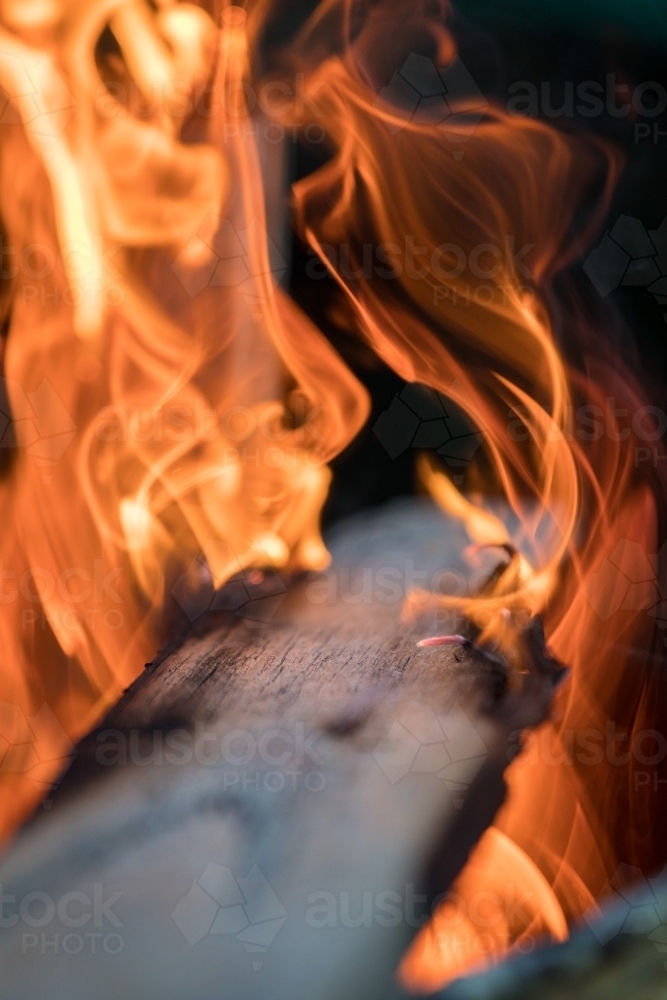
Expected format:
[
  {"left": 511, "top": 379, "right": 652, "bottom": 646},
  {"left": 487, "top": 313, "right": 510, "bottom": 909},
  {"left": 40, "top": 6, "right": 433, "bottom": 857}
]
[{"left": 0, "top": 499, "right": 562, "bottom": 1000}]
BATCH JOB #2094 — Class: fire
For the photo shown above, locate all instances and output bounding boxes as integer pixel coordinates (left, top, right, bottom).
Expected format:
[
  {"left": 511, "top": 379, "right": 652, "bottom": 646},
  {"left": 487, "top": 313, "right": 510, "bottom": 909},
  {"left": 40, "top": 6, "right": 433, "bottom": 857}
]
[
  {"left": 0, "top": 0, "right": 369, "bottom": 838},
  {"left": 0, "top": 0, "right": 665, "bottom": 991},
  {"left": 287, "top": 2, "right": 666, "bottom": 986},
  {"left": 399, "top": 827, "right": 570, "bottom": 992}
]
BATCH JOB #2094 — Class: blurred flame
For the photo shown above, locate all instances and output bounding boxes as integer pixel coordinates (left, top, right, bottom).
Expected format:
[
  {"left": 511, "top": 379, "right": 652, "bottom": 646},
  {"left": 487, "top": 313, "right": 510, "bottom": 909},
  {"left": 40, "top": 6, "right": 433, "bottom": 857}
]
[
  {"left": 285, "top": 1, "right": 667, "bottom": 989},
  {"left": 0, "top": 0, "right": 369, "bottom": 838},
  {"left": 399, "top": 828, "right": 570, "bottom": 992}
]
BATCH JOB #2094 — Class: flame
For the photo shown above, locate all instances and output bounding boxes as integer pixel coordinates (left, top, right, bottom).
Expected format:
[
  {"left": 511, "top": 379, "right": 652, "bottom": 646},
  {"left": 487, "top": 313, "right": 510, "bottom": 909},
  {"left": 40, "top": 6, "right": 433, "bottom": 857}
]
[
  {"left": 399, "top": 827, "right": 569, "bottom": 992},
  {"left": 0, "top": 0, "right": 370, "bottom": 837},
  {"left": 413, "top": 455, "right": 543, "bottom": 645},
  {"left": 284, "top": 2, "right": 666, "bottom": 988},
  {"left": 0, "top": 3, "right": 665, "bottom": 991}
]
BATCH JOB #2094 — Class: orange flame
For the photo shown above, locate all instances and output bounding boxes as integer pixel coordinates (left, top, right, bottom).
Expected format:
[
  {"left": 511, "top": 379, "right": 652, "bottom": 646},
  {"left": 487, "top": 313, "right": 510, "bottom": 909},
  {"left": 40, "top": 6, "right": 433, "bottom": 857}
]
[
  {"left": 284, "top": 2, "right": 666, "bottom": 988},
  {"left": 0, "top": 4, "right": 665, "bottom": 992},
  {"left": 399, "top": 827, "right": 569, "bottom": 992},
  {"left": 0, "top": 0, "right": 369, "bottom": 837}
]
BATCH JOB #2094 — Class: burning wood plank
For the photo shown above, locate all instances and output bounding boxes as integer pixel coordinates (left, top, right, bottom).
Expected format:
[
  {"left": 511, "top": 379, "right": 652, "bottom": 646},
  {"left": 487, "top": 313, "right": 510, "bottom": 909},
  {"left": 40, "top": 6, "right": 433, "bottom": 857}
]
[
  {"left": 0, "top": 499, "right": 563, "bottom": 999},
  {"left": 0, "top": 0, "right": 664, "bottom": 993}
]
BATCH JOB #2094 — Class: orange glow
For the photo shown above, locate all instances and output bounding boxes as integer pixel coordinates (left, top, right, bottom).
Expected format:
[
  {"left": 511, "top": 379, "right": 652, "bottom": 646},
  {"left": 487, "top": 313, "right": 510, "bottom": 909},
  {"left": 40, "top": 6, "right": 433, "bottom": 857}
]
[
  {"left": 0, "top": 1, "right": 369, "bottom": 839},
  {"left": 399, "top": 828, "right": 570, "bottom": 993},
  {"left": 0, "top": 3, "right": 665, "bottom": 992},
  {"left": 285, "top": 3, "right": 665, "bottom": 989}
]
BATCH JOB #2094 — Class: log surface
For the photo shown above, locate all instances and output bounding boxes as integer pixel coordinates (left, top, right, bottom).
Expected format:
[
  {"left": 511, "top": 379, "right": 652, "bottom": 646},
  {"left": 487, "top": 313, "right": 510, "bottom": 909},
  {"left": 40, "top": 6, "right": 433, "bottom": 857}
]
[{"left": 0, "top": 498, "right": 554, "bottom": 1000}]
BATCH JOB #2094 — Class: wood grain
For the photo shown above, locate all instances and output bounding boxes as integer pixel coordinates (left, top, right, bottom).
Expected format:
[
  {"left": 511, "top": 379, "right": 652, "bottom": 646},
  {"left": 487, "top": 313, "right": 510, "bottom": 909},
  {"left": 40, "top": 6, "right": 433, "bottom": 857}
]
[{"left": 0, "top": 498, "right": 559, "bottom": 1000}]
